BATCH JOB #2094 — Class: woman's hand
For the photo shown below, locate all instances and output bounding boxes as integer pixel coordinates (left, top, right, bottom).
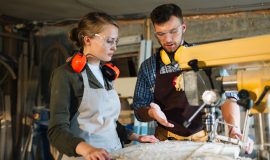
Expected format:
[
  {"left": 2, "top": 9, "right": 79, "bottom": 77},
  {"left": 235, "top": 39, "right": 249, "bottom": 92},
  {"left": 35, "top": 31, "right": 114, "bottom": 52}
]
[
  {"left": 137, "top": 135, "right": 159, "bottom": 143},
  {"left": 76, "top": 142, "right": 111, "bottom": 160},
  {"left": 82, "top": 148, "right": 110, "bottom": 160},
  {"left": 129, "top": 133, "right": 159, "bottom": 143}
]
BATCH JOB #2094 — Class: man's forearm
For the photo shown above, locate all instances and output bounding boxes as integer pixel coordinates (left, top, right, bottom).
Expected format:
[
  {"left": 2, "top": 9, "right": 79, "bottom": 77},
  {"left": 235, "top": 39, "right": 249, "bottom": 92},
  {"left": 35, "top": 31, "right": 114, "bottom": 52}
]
[
  {"left": 135, "top": 107, "right": 154, "bottom": 122},
  {"left": 221, "top": 99, "right": 241, "bottom": 132}
]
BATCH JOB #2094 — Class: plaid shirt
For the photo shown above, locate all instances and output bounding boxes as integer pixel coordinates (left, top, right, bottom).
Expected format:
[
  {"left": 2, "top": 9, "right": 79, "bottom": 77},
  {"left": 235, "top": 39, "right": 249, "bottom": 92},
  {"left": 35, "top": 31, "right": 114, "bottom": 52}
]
[{"left": 132, "top": 55, "right": 157, "bottom": 112}]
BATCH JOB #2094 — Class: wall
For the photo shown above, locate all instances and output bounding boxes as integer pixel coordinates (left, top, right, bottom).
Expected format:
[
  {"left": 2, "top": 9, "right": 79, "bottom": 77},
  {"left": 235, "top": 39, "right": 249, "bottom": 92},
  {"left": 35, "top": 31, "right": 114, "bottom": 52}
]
[
  {"left": 150, "top": 10, "right": 270, "bottom": 48},
  {"left": 37, "top": 9, "right": 270, "bottom": 55},
  {"left": 185, "top": 10, "right": 270, "bottom": 43}
]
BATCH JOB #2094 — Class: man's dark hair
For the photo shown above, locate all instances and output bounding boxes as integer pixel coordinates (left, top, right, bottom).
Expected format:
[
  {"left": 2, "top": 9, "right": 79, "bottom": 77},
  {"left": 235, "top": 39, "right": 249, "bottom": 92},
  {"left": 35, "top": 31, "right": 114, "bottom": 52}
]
[{"left": 150, "top": 3, "right": 183, "bottom": 24}]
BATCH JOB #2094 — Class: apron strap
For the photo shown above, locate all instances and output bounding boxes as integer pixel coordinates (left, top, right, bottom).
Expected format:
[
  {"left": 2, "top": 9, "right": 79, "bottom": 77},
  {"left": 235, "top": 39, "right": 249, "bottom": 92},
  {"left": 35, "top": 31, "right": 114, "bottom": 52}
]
[{"left": 57, "top": 153, "right": 63, "bottom": 160}]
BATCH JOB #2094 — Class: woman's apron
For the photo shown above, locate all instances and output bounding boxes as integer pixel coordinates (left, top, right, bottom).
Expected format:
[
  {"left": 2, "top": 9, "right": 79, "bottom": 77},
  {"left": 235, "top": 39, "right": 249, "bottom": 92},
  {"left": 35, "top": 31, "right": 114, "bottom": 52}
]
[{"left": 62, "top": 70, "right": 122, "bottom": 160}]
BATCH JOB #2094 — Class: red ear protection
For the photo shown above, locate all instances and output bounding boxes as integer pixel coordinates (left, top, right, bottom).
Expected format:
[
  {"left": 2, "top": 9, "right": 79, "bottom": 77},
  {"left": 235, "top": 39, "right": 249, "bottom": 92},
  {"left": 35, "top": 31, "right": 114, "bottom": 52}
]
[
  {"left": 101, "top": 63, "right": 120, "bottom": 81},
  {"left": 70, "top": 52, "right": 120, "bottom": 81},
  {"left": 71, "top": 52, "right": 87, "bottom": 73}
]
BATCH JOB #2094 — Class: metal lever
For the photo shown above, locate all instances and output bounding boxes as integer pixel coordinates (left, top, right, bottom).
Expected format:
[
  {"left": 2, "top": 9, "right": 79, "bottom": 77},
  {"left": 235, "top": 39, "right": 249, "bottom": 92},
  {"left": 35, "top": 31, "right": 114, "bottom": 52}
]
[
  {"left": 255, "top": 85, "right": 270, "bottom": 106},
  {"left": 183, "top": 90, "right": 220, "bottom": 128},
  {"left": 183, "top": 103, "right": 207, "bottom": 128},
  {"left": 214, "top": 120, "right": 243, "bottom": 146}
]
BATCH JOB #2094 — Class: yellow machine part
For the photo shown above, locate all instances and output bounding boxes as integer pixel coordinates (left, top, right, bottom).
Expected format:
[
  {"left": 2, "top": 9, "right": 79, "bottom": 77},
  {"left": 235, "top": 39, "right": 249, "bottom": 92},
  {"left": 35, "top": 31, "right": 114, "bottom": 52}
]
[
  {"left": 177, "top": 34, "right": 270, "bottom": 69},
  {"left": 237, "top": 69, "right": 270, "bottom": 114},
  {"left": 176, "top": 34, "right": 270, "bottom": 114}
]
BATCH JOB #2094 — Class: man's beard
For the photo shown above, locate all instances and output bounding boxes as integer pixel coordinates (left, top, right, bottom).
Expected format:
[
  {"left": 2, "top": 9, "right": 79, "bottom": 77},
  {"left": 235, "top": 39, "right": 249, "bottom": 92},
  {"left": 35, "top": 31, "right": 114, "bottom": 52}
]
[{"left": 159, "top": 39, "right": 182, "bottom": 53}]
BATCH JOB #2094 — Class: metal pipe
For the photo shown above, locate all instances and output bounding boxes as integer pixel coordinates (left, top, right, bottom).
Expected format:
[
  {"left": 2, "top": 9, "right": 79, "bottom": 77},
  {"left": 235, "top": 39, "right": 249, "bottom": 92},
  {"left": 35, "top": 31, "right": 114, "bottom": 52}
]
[
  {"left": 242, "top": 110, "right": 251, "bottom": 143},
  {"left": 264, "top": 113, "right": 270, "bottom": 148},
  {"left": 0, "top": 59, "right": 17, "bottom": 80},
  {"left": 217, "top": 75, "right": 238, "bottom": 91},
  {"left": 255, "top": 112, "right": 270, "bottom": 159},
  {"left": 146, "top": 18, "right": 151, "bottom": 40},
  {"left": 259, "top": 113, "right": 264, "bottom": 150},
  {"left": 0, "top": 32, "right": 28, "bottom": 41}
]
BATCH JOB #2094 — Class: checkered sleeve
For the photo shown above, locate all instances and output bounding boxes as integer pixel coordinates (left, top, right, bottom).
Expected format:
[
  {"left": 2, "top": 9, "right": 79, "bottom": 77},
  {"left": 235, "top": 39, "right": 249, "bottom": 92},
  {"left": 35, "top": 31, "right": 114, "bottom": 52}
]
[{"left": 132, "top": 56, "right": 156, "bottom": 113}]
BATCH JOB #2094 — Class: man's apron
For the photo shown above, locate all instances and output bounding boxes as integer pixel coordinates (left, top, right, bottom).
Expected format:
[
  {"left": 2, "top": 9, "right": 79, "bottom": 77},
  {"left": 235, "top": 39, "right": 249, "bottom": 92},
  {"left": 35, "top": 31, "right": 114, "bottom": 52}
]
[
  {"left": 62, "top": 70, "right": 122, "bottom": 160},
  {"left": 154, "top": 54, "right": 206, "bottom": 141}
]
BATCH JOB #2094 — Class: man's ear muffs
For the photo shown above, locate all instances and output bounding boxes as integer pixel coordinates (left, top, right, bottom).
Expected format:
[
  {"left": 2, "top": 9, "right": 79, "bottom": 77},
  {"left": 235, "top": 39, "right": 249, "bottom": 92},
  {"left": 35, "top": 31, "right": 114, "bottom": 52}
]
[
  {"left": 70, "top": 52, "right": 120, "bottom": 81},
  {"left": 160, "top": 46, "right": 184, "bottom": 65}
]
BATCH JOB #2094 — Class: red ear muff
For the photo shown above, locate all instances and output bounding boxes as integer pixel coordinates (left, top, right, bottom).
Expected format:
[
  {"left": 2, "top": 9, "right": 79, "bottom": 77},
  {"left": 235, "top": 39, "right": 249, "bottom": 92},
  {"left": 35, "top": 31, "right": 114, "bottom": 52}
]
[
  {"left": 101, "top": 63, "right": 120, "bottom": 81},
  {"left": 71, "top": 53, "right": 87, "bottom": 73}
]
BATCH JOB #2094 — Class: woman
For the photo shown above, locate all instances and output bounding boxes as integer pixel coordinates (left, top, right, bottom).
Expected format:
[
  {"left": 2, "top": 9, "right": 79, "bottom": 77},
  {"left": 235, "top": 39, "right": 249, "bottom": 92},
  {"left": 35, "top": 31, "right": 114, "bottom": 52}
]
[{"left": 48, "top": 12, "right": 158, "bottom": 160}]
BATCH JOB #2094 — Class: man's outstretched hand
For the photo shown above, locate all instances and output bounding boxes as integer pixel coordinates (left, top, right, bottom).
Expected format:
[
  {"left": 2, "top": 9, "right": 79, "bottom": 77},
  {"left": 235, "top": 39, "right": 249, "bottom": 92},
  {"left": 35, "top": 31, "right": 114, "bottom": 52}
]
[{"left": 148, "top": 102, "right": 174, "bottom": 128}]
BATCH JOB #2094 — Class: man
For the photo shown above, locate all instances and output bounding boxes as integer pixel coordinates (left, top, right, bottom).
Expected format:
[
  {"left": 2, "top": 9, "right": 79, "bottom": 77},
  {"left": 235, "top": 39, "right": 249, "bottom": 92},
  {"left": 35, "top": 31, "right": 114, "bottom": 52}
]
[{"left": 132, "top": 3, "right": 253, "bottom": 154}]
